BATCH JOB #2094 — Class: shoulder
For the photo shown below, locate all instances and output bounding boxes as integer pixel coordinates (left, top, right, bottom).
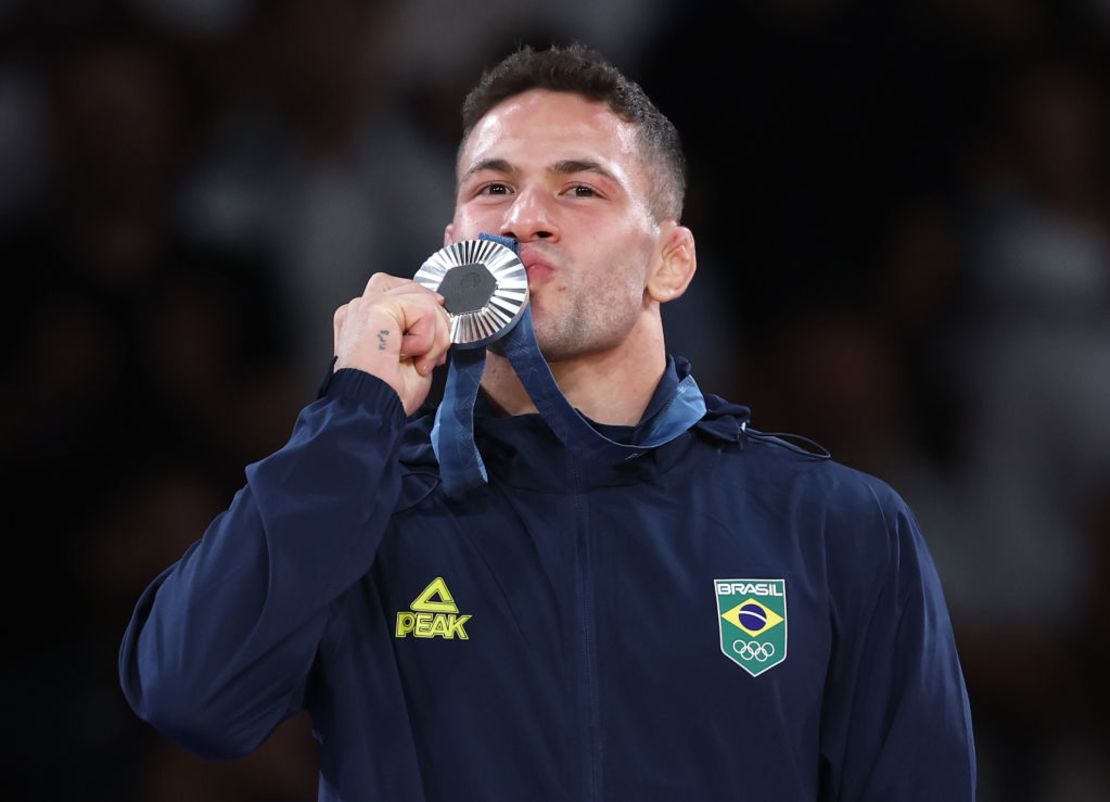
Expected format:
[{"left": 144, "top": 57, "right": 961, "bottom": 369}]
[
  {"left": 748, "top": 431, "right": 906, "bottom": 521},
  {"left": 701, "top": 390, "right": 905, "bottom": 521},
  {"left": 734, "top": 432, "right": 937, "bottom": 617},
  {"left": 700, "top": 391, "right": 918, "bottom": 568}
]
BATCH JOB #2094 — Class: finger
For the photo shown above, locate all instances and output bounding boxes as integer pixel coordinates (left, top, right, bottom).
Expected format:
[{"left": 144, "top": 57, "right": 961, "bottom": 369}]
[
  {"left": 401, "top": 313, "right": 435, "bottom": 361},
  {"left": 364, "top": 273, "right": 444, "bottom": 303},
  {"left": 363, "top": 272, "right": 413, "bottom": 295},
  {"left": 417, "top": 302, "right": 453, "bottom": 375},
  {"left": 332, "top": 302, "right": 350, "bottom": 355},
  {"left": 385, "top": 283, "right": 445, "bottom": 305},
  {"left": 397, "top": 302, "right": 451, "bottom": 375}
]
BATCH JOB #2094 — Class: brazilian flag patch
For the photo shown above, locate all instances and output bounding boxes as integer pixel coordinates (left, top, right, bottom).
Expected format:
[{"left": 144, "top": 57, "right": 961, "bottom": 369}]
[{"left": 715, "top": 578, "right": 787, "bottom": 676}]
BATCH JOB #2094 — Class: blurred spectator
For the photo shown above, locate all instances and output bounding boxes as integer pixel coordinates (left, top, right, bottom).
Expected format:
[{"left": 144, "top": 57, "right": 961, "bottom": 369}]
[
  {"left": 0, "top": 21, "right": 307, "bottom": 801},
  {"left": 2, "top": 27, "right": 296, "bottom": 498},
  {"left": 381, "top": 0, "right": 669, "bottom": 95},
  {"left": 0, "top": 61, "right": 48, "bottom": 226},
  {"left": 177, "top": 0, "right": 455, "bottom": 391},
  {"left": 939, "top": 52, "right": 1110, "bottom": 802}
]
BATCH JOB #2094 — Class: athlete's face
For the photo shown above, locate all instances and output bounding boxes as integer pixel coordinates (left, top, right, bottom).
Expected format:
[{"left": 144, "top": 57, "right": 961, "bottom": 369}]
[{"left": 446, "top": 89, "right": 667, "bottom": 362}]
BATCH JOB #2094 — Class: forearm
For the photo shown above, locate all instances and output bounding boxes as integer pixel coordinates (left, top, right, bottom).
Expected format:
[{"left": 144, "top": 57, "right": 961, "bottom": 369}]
[{"left": 119, "top": 370, "right": 406, "bottom": 758}]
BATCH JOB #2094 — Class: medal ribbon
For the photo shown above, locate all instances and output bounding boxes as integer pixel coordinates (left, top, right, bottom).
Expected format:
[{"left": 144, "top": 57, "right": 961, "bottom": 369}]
[{"left": 431, "top": 234, "right": 706, "bottom": 498}]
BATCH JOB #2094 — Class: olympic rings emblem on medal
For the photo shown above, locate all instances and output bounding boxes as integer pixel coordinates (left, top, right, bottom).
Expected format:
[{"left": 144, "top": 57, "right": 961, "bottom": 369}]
[{"left": 732, "top": 640, "right": 776, "bottom": 662}]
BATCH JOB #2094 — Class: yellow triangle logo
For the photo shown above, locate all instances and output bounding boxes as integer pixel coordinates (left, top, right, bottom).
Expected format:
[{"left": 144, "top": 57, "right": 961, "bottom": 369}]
[
  {"left": 721, "top": 598, "right": 784, "bottom": 637},
  {"left": 410, "top": 577, "right": 459, "bottom": 613}
]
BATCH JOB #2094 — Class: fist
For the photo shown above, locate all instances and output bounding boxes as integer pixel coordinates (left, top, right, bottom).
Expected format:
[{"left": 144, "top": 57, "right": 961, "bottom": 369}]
[{"left": 333, "top": 273, "right": 451, "bottom": 414}]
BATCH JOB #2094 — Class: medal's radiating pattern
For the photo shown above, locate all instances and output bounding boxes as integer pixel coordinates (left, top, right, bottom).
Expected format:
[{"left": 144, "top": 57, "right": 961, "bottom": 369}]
[{"left": 413, "top": 239, "right": 528, "bottom": 349}]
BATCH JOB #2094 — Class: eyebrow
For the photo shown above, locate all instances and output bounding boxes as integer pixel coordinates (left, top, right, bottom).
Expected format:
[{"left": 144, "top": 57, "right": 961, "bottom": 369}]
[
  {"left": 550, "top": 159, "right": 620, "bottom": 186},
  {"left": 461, "top": 158, "right": 515, "bottom": 181},
  {"left": 461, "top": 157, "right": 622, "bottom": 187}
]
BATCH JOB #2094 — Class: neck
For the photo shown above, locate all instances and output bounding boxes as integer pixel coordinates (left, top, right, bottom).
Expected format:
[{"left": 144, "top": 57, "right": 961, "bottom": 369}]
[{"left": 480, "top": 320, "right": 667, "bottom": 426}]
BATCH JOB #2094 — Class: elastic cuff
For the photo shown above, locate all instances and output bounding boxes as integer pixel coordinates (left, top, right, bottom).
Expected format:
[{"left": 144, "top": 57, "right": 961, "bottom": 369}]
[
  {"left": 323, "top": 368, "right": 405, "bottom": 422},
  {"left": 316, "top": 356, "right": 340, "bottom": 398}
]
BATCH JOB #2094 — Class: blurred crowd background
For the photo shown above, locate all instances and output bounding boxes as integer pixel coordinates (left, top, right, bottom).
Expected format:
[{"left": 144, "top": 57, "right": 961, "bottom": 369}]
[{"left": 2, "top": 0, "right": 1109, "bottom": 799}]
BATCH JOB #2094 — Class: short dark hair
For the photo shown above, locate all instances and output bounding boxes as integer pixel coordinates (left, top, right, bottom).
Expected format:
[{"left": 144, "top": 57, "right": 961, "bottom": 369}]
[{"left": 460, "top": 42, "right": 686, "bottom": 222}]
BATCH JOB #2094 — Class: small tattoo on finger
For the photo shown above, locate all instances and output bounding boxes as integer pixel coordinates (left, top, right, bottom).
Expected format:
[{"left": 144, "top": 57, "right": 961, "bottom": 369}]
[{"left": 377, "top": 329, "right": 389, "bottom": 350}]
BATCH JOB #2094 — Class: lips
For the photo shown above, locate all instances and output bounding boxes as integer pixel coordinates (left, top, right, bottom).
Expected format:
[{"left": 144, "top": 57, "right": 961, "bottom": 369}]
[{"left": 519, "top": 248, "right": 556, "bottom": 285}]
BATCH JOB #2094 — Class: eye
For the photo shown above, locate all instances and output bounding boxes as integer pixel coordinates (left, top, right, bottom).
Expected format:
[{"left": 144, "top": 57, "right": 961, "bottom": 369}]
[
  {"left": 478, "top": 182, "right": 513, "bottom": 196},
  {"left": 567, "top": 184, "right": 599, "bottom": 198}
]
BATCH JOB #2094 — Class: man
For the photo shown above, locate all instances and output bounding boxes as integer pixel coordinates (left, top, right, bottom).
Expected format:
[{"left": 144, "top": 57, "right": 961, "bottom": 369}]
[{"left": 120, "top": 43, "right": 976, "bottom": 800}]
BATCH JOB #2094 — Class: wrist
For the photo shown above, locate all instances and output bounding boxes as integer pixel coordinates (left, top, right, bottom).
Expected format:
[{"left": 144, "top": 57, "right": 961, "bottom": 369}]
[{"left": 334, "top": 308, "right": 402, "bottom": 375}]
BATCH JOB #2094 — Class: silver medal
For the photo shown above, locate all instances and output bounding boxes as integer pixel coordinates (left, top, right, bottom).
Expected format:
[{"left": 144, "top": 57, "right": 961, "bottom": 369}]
[{"left": 413, "top": 238, "right": 529, "bottom": 349}]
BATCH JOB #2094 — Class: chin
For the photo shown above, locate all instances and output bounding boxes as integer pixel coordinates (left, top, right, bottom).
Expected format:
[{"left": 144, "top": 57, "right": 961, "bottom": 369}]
[{"left": 532, "top": 330, "right": 573, "bottom": 364}]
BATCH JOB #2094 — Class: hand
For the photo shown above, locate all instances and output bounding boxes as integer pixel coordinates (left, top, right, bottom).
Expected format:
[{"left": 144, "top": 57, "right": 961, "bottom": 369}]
[{"left": 332, "top": 274, "right": 452, "bottom": 415}]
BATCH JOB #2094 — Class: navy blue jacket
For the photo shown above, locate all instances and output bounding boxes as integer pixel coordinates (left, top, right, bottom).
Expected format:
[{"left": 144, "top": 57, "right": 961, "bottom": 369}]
[{"left": 119, "top": 359, "right": 976, "bottom": 801}]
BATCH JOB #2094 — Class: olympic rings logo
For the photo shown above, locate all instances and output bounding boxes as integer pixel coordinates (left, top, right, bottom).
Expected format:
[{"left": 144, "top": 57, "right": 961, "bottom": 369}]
[{"left": 732, "top": 640, "right": 776, "bottom": 662}]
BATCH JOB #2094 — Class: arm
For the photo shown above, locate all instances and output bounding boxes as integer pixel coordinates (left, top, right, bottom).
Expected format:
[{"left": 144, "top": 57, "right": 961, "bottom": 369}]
[
  {"left": 119, "top": 274, "right": 450, "bottom": 759},
  {"left": 119, "top": 371, "right": 404, "bottom": 758},
  {"left": 818, "top": 483, "right": 977, "bottom": 801}
]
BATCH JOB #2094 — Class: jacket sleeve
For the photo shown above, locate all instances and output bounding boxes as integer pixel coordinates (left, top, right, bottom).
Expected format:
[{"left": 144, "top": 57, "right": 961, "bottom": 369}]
[
  {"left": 118, "top": 369, "right": 407, "bottom": 759},
  {"left": 818, "top": 480, "right": 977, "bottom": 801}
]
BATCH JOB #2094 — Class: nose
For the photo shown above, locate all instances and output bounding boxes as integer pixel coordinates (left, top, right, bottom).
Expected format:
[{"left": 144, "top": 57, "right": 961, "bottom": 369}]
[{"left": 500, "top": 187, "right": 559, "bottom": 243}]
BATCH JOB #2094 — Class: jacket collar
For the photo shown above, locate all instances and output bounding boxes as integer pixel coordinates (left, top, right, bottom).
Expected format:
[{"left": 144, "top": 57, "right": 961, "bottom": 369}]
[{"left": 401, "top": 355, "right": 751, "bottom": 492}]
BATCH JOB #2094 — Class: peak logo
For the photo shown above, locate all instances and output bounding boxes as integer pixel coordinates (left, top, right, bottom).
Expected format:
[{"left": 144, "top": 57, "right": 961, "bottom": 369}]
[{"left": 395, "top": 577, "right": 473, "bottom": 640}]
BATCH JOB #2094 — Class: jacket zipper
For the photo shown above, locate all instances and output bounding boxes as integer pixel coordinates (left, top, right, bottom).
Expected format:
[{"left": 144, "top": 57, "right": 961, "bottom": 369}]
[{"left": 572, "top": 459, "right": 602, "bottom": 801}]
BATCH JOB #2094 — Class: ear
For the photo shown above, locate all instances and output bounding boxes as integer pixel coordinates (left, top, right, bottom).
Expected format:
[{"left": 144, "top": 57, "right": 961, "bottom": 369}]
[
  {"left": 646, "top": 224, "right": 696, "bottom": 304},
  {"left": 443, "top": 223, "right": 454, "bottom": 247}
]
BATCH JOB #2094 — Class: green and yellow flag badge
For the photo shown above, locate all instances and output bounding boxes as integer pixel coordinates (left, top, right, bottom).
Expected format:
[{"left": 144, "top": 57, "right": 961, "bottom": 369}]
[{"left": 715, "top": 579, "right": 787, "bottom": 676}]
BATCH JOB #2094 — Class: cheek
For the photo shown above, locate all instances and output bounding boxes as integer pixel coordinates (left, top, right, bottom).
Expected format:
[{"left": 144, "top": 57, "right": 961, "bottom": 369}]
[
  {"left": 448, "top": 212, "right": 475, "bottom": 240},
  {"left": 596, "top": 239, "right": 654, "bottom": 297},
  {"left": 450, "top": 207, "right": 496, "bottom": 239},
  {"left": 579, "top": 263, "right": 645, "bottom": 318}
]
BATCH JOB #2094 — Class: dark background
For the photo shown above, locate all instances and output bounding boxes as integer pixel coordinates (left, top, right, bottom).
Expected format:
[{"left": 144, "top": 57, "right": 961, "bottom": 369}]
[{"left": 2, "top": 0, "right": 1108, "bottom": 799}]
